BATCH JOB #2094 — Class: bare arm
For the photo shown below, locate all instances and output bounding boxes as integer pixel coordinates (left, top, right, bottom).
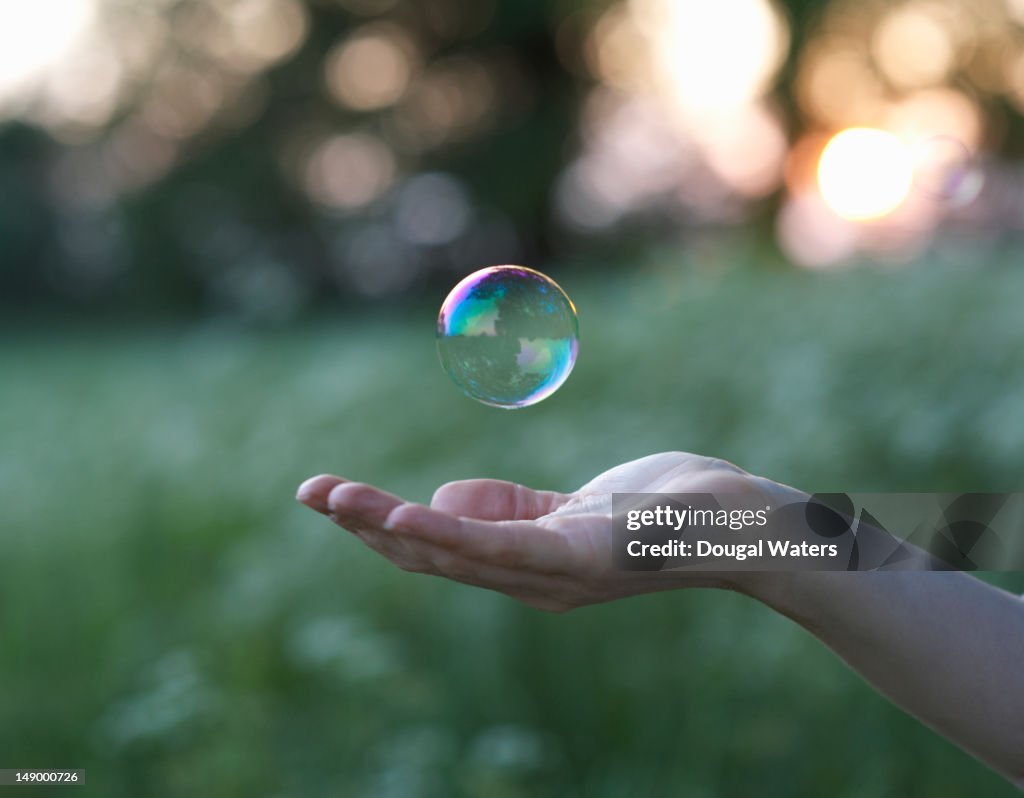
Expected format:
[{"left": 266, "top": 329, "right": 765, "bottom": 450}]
[{"left": 746, "top": 570, "right": 1024, "bottom": 786}]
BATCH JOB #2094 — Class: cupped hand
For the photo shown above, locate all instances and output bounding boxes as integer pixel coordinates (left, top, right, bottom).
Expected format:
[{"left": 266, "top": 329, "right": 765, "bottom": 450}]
[{"left": 296, "top": 452, "right": 782, "bottom": 612}]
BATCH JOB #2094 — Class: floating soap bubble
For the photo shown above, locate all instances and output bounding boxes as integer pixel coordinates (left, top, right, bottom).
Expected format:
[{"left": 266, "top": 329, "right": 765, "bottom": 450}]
[
  {"left": 911, "top": 136, "right": 983, "bottom": 207},
  {"left": 437, "top": 265, "right": 579, "bottom": 408}
]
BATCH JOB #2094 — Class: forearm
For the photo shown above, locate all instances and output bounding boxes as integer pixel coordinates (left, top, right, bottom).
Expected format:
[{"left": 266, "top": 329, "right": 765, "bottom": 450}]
[{"left": 742, "top": 570, "right": 1024, "bottom": 785}]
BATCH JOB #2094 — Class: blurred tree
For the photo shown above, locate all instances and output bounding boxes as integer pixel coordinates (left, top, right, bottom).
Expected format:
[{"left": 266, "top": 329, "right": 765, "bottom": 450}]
[{"left": 2, "top": 0, "right": 1024, "bottom": 316}]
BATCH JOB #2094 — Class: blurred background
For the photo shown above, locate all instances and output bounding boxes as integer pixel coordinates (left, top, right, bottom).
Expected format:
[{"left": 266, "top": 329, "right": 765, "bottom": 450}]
[{"left": 2, "top": 0, "right": 1024, "bottom": 795}]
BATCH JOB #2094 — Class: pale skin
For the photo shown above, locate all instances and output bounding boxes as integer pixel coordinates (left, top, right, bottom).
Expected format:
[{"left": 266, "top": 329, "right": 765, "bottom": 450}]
[{"left": 296, "top": 452, "right": 1024, "bottom": 787}]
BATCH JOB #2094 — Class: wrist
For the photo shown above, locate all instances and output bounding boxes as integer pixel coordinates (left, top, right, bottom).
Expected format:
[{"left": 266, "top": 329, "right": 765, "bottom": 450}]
[{"left": 733, "top": 570, "right": 822, "bottom": 615}]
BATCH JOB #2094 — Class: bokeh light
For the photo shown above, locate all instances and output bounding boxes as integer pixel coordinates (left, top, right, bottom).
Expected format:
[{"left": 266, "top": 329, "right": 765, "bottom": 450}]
[
  {"left": 634, "top": 0, "right": 789, "bottom": 115},
  {"left": 303, "top": 133, "right": 397, "bottom": 212},
  {"left": 817, "top": 128, "right": 914, "bottom": 221},
  {"left": 325, "top": 23, "right": 416, "bottom": 111},
  {"left": 910, "top": 135, "right": 984, "bottom": 206},
  {"left": 209, "top": 0, "right": 309, "bottom": 74},
  {"left": 871, "top": 3, "right": 959, "bottom": 91},
  {"left": 777, "top": 191, "right": 858, "bottom": 269},
  {"left": 390, "top": 55, "right": 498, "bottom": 151},
  {"left": 561, "top": 0, "right": 791, "bottom": 234},
  {"left": 0, "top": 0, "right": 96, "bottom": 110},
  {"left": 395, "top": 173, "right": 473, "bottom": 246}
]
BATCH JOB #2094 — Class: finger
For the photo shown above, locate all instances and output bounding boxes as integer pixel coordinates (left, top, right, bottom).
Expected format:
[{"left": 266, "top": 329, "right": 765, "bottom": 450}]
[
  {"left": 325, "top": 482, "right": 430, "bottom": 569},
  {"left": 384, "top": 503, "right": 578, "bottom": 574},
  {"left": 320, "top": 485, "right": 579, "bottom": 594},
  {"left": 327, "top": 482, "right": 405, "bottom": 527},
  {"left": 296, "top": 474, "right": 347, "bottom": 513},
  {"left": 362, "top": 531, "right": 590, "bottom": 609},
  {"left": 431, "top": 479, "right": 571, "bottom": 521}
]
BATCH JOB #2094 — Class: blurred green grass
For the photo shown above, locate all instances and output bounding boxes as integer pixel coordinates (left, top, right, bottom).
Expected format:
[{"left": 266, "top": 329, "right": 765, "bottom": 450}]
[{"left": 2, "top": 249, "right": 1023, "bottom": 797}]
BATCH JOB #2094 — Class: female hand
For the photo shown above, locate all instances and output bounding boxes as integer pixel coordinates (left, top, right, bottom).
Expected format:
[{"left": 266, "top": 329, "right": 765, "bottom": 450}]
[{"left": 296, "top": 452, "right": 782, "bottom": 611}]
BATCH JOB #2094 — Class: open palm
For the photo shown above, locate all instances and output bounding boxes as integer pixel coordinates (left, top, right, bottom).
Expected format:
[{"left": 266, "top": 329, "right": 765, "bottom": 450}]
[{"left": 296, "top": 452, "right": 773, "bottom": 611}]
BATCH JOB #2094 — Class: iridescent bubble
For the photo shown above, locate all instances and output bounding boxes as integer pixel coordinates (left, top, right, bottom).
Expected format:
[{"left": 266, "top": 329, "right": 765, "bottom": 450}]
[
  {"left": 911, "top": 136, "right": 983, "bottom": 207},
  {"left": 437, "top": 266, "right": 579, "bottom": 408}
]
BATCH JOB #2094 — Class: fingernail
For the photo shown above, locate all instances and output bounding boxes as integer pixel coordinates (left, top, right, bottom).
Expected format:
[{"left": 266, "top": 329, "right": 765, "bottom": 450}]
[
  {"left": 383, "top": 504, "right": 415, "bottom": 532},
  {"left": 295, "top": 479, "right": 318, "bottom": 503}
]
